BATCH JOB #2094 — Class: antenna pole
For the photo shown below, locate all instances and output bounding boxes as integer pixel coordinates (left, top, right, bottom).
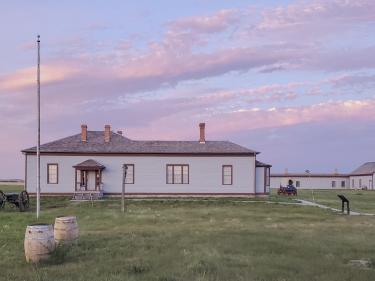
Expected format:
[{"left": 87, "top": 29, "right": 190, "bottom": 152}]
[{"left": 36, "top": 35, "right": 41, "bottom": 219}]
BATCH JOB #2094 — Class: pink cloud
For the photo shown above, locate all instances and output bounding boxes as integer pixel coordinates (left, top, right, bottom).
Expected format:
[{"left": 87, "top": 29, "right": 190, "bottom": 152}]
[
  {"left": 115, "top": 46, "right": 304, "bottom": 85},
  {"left": 258, "top": 0, "right": 375, "bottom": 31},
  {"left": 326, "top": 73, "right": 375, "bottom": 88},
  {"left": 0, "top": 45, "right": 304, "bottom": 103},
  {"left": 2, "top": 1, "right": 374, "bottom": 103},
  {"left": 118, "top": 98, "right": 375, "bottom": 141},
  {"left": 208, "top": 99, "right": 375, "bottom": 135},
  {"left": 0, "top": 62, "right": 80, "bottom": 92},
  {"left": 168, "top": 9, "right": 241, "bottom": 34}
]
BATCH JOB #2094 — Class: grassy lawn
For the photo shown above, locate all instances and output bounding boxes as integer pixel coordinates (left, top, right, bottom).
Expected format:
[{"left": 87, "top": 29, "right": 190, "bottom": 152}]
[
  {"left": 271, "top": 188, "right": 375, "bottom": 214},
  {"left": 0, "top": 184, "right": 24, "bottom": 193},
  {"left": 1, "top": 185, "right": 375, "bottom": 281}
]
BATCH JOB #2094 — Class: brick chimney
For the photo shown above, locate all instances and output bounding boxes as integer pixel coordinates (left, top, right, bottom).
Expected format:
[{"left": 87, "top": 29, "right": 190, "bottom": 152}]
[
  {"left": 104, "top": 125, "right": 111, "bottom": 143},
  {"left": 199, "top": 123, "right": 205, "bottom": 144},
  {"left": 81, "top": 124, "right": 87, "bottom": 142},
  {"left": 117, "top": 130, "right": 123, "bottom": 136}
]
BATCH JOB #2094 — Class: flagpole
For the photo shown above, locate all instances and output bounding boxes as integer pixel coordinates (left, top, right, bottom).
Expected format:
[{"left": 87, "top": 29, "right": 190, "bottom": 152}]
[{"left": 36, "top": 35, "right": 41, "bottom": 219}]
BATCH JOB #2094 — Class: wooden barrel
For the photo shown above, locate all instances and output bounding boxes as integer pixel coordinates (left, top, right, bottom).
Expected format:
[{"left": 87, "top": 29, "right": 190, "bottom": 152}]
[
  {"left": 24, "top": 224, "right": 55, "bottom": 263},
  {"left": 54, "top": 216, "right": 79, "bottom": 245}
]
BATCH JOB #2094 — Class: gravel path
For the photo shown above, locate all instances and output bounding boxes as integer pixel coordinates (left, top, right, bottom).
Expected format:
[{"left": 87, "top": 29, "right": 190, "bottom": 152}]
[{"left": 296, "top": 199, "right": 375, "bottom": 216}]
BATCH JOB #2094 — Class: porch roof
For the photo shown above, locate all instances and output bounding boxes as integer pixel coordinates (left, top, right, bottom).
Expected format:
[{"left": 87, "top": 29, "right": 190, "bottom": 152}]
[
  {"left": 256, "top": 160, "right": 272, "bottom": 168},
  {"left": 73, "top": 159, "right": 105, "bottom": 170}
]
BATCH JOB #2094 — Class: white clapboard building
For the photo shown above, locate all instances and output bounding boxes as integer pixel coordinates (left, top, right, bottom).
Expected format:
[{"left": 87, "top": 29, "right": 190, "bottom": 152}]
[
  {"left": 22, "top": 124, "right": 271, "bottom": 198},
  {"left": 271, "top": 162, "right": 375, "bottom": 190},
  {"left": 349, "top": 162, "right": 375, "bottom": 190}
]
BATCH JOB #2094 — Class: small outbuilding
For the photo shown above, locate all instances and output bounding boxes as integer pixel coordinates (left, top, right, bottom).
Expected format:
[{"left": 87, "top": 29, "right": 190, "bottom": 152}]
[{"left": 349, "top": 162, "right": 375, "bottom": 190}]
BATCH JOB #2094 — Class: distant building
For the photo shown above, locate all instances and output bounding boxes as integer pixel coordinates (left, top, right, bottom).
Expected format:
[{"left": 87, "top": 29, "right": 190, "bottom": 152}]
[
  {"left": 270, "top": 173, "right": 350, "bottom": 190},
  {"left": 22, "top": 123, "right": 271, "bottom": 198},
  {"left": 271, "top": 162, "right": 375, "bottom": 190},
  {"left": 350, "top": 162, "right": 375, "bottom": 190}
]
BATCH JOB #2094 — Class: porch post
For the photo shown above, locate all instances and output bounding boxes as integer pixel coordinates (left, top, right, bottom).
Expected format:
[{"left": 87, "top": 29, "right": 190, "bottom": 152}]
[
  {"left": 95, "top": 170, "right": 98, "bottom": 191},
  {"left": 74, "top": 168, "right": 77, "bottom": 191},
  {"left": 85, "top": 170, "right": 88, "bottom": 191},
  {"left": 99, "top": 170, "right": 102, "bottom": 191}
]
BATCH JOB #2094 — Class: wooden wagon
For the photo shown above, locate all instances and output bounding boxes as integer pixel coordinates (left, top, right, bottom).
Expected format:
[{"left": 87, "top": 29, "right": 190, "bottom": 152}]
[{"left": 0, "top": 190, "right": 30, "bottom": 211}]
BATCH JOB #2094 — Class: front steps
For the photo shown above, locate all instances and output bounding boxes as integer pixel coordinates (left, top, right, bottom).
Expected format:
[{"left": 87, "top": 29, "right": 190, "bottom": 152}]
[{"left": 72, "top": 190, "right": 104, "bottom": 200}]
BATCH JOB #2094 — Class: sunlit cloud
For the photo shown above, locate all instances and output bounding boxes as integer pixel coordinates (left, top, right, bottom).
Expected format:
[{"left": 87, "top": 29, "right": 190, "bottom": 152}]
[
  {"left": 0, "top": 62, "right": 79, "bottom": 91},
  {"left": 258, "top": 0, "right": 375, "bottom": 30},
  {"left": 168, "top": 9, "right": 241, "bottom": 34}
]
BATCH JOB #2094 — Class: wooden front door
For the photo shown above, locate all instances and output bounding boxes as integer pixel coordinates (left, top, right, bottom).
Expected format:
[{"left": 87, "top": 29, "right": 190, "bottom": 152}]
[{"left": 87, "top": 171, "right": 96, "bottom": 191}]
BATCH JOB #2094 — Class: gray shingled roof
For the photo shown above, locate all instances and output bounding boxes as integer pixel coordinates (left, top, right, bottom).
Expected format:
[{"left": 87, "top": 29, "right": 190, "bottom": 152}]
[
  {"left": 22, "top": 131, "right": 257, "bottom": 155},
  {"left": 351, "top": 162, "right": 375, "bottom": 175},
  {"left": 256, "top": 160, "right": 272, "bottom": 167},
  {"left": 73, "top": 159, "right": 105, "bottom": 169}
]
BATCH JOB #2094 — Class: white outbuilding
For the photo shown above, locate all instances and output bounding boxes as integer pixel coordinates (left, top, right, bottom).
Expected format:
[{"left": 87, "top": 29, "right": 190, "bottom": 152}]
[{"left": 349, "top": 162, "right": 375, "bottom": 190}]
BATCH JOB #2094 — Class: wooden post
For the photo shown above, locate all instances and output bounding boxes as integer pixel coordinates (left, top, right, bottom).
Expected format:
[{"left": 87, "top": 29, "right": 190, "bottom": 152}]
[
  {"left": 99, "top": 170, "right": 102, "bottom": 190},
  {"left": 85, "top": 171, "right": 88, "bottom": 191},
  {"left": 74, "top": 169, "right": 77, "bottom": 191},
  {"left": 95, "top": 170, "right": 98, "bottom": 191},
  {"left": 121, "top": 165, "right": 128, "bottom": 213}
]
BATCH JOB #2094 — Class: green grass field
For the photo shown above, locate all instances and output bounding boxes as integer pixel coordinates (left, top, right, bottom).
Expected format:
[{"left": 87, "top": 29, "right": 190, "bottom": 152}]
[
  {"left": 1, "top": 185, "right": 375, "bottom": 281},
  {"left": 0, "top": 184, "right": 24, "bottom": 193}
]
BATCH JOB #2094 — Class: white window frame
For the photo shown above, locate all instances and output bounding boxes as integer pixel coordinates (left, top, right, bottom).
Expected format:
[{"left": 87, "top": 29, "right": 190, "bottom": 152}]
[{"left": 222, "top": 165, "right": 233, "bottom": 185}]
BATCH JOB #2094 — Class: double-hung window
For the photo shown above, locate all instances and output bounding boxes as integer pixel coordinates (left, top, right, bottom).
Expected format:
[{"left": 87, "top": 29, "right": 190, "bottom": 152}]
[
  {"left": 124, "top": 164, "right": 135, "bottom": 184},
  {"left": 47, "top": 164, "right": 58, "bottom": 184},
  {"left": 222, "top": 165, "right": 233, "bottom": 185},
  {"left": 166, "top": 165, "right": 189, "bottom": 184}
]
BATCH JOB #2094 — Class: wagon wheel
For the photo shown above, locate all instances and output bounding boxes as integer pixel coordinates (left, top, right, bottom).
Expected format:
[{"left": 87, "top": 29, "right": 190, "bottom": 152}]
[
  {"left": 19, "top": 191, "right": 30, "bottom": 212},
  {"left": 0, "top": 191, "right": 5, "bottom": 209}
]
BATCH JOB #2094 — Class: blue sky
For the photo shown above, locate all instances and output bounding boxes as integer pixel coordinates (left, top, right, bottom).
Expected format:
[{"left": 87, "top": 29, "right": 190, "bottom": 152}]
[{"left": 1, "top": 0, "right": 375, "bottom": 178}]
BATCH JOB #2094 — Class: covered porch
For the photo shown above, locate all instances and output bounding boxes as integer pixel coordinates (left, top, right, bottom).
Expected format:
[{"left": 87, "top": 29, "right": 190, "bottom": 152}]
[{"left": 72, "top": 159, "right": 105, "bottom": 200}]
